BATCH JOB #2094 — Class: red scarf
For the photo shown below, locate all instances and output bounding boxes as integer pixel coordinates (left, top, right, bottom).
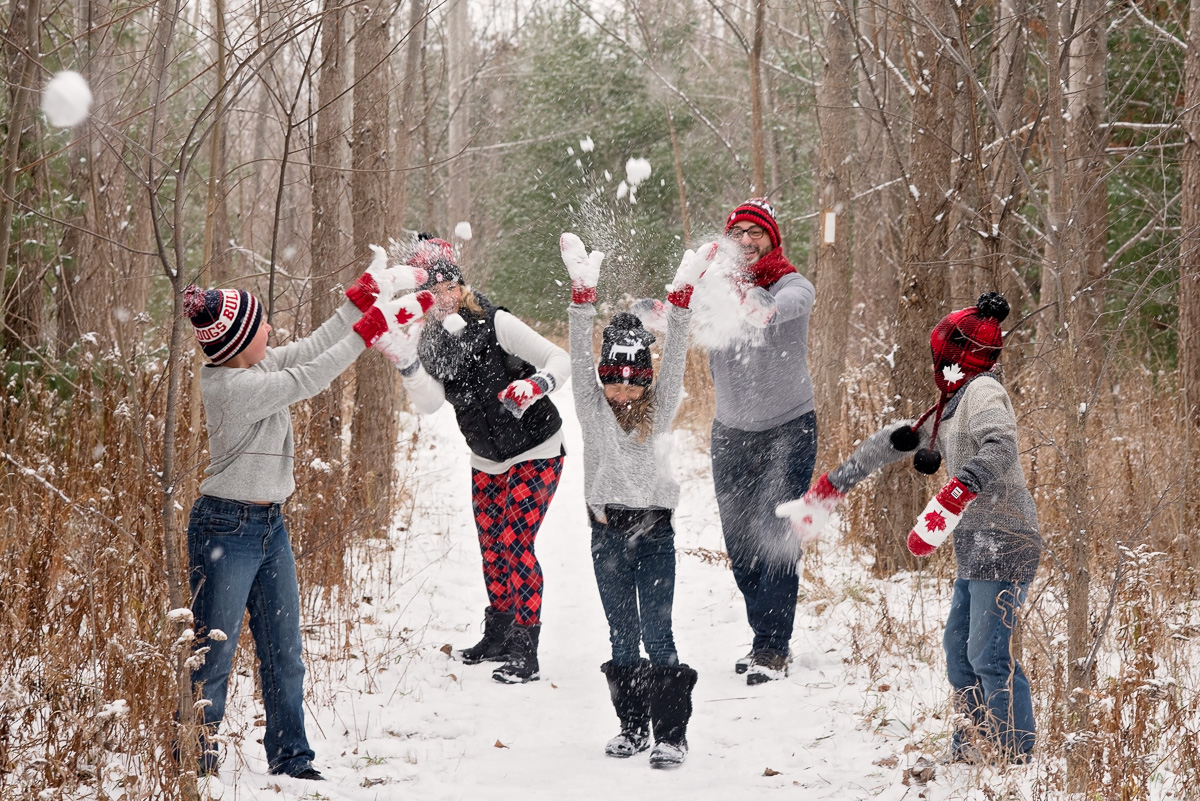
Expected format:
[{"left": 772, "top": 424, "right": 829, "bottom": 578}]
[{"left": 748, "top": 247, "right": 797, "bottom": 289}]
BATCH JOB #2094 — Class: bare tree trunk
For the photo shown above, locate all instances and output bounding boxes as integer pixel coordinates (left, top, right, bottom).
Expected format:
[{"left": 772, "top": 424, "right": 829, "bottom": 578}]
[
  {"left": 1182, "top": 0, "right": 1200, "bottom": 535},
  {"left": 1, "top": 0, "right": 44, "bottom": 355},
  {"left": 811, "top": 0, "right": 854, "bottom": 449},
  {"left": 1045, "top": 0, "right": 1105, "bottom": 790},
  {"left": 201, "top": 0, "right": 232, "bottom": 287},
  {"left": 748, "top": 0, "right": 766, "bottom": 194},
  {"left": 144, "top": 0, "right": 198, "bottom": 793},
  {"left": 871, "top": 0, "right": 959, "bottom": 577},
  {"left": 393, "top": 0, "right": 427, "bottom": 230},
  {"left": 848, "top": 0, "right": 903, "bottom": 368},
  {"left": 349, "top": 0, "right": 400, "bottom": 537},
  {"left": 310, "top": 0, "right": 352, "bottom": 466},
  {"left": 446, "top": 0, "right": 472, "bottom": 264}
]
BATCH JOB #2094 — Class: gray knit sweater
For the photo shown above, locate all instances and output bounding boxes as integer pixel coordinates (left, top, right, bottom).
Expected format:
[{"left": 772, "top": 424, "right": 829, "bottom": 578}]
[
  {"left": 198, "top": 301, "right": 366, "bottom": 503},
  {"left": 569, "top": 302, "right": 691, "bottom": 521},
  {"left": 707, "top": 271, "right": 815, "bottom": 432},
  {"left": 829, "top": 374, "right": 1041, "bottom": 583}
]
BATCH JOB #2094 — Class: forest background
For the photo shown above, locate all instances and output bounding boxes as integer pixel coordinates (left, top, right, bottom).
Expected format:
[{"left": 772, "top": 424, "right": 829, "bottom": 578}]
[{"left": 2, "top": 0, "right": 1200, "bottom": 797}]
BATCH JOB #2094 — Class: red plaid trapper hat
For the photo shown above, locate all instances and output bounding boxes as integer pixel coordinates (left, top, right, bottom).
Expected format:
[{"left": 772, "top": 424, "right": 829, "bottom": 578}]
[
  {"left": 725, "top": 197, "right": 781, "bottom": 249},
  {"left": 929, "top": 292, "right": 1009, "bottom": 394}
]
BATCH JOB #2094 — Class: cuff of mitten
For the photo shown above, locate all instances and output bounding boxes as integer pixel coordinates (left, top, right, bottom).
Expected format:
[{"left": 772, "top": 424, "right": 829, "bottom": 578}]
[
  {"left": 530, "top": 372, "right": 555, "bottom": 393},
  {"left": 666, "top": 285, "right": 694, "bottom": 309},
  {"left": 399, "top": 359, "right": 421, "bottom": 378},
  {"left": 810, "top": 473, "right": 846, "bottom": 502},
  {"left": 571, "top": 286, "right": 597, "bottom": 304},
  {"left": 345, "top": 282, "right": 376, "bottom": 313}
]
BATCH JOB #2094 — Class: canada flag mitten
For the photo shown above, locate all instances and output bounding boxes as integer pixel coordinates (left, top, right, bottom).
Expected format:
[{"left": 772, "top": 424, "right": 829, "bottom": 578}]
[
  {"left": 347, "top": 244, "right": 430, "bottom": 312},
  {"left": 907, "top": 477, "right": 977, "bottom": 556},
  {"left": 353, "top": 291, "right": 435, "bottom": 348},
  {"left": 498, "top": 373, "right": 556, "bottom": 418}
]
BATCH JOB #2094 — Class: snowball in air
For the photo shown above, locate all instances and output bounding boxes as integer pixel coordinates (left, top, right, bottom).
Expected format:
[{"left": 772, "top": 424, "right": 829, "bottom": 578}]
[
  {"left": 42, "top": 71, "right": 93, "bottom": 128},
  {"left": 625, "top": 158, "right": 651, "bottom": 187},
  {"left": 443, "top": 313, "right": 467, "bottom": 335},
  {"left": 579, "top": 136, "right": 595, "bottom": 153},
  {"left": 453, "top": 221, "right": 473, "bottom": 241}
]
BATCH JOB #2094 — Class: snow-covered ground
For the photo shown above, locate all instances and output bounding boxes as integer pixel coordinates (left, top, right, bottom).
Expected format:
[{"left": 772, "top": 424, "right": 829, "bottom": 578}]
[{"left": 211, "top": 387, "right": 1046, "bottom": 801}]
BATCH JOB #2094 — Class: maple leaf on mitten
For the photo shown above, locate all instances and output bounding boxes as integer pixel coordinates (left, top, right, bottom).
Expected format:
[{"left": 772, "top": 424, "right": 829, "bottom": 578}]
[
  {"left": 353, "top": 291, "right": 435, "bottom": 348},
  {"left": 907, "top": 477, "right": 977, "bottom": 556},
  {"left": 498, "top": 374, "right": 556, "bottom": 418}
]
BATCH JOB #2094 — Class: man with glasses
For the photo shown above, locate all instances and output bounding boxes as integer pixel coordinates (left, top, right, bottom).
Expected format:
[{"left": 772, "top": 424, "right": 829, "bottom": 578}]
[{"left": 708, "top": 198, "right": 817, "bottom": 685}]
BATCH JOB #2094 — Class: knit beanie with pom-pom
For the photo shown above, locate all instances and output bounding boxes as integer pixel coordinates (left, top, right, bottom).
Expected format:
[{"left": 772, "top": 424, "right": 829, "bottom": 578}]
[
  {"left": 598, "top": 312, "right": 656, "bottom": 387},
  {"left": 183, "top": 285, "right": 263, "bottom": 365}
]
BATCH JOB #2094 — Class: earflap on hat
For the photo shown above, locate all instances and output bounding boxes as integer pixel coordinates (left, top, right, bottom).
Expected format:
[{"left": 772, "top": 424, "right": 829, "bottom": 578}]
[
  {"left": 598, "top": 312, "right": 656, "bottom": 387},
  {"left": 184, "top": 285, "right": 263, "bottom": 365}
]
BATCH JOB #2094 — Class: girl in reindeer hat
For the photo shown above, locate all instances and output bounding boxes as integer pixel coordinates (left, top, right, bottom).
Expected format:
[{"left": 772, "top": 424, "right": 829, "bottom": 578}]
[
  {"left": 561, "top": 232, "right": 714, "bottom": 768},
  {"left": 777, "top": 291, "right": 1040, "bottom": 765}
]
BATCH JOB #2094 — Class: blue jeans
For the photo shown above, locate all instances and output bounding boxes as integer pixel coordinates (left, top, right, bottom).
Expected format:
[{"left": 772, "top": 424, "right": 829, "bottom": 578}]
[
  {"left": 944, "top": 579, "right": 1036, "bottom": 761},
  {"left": 590, "top": 509, "right": 679, "bottom": 666},
  {"left": 712, "top": 412, "right": 818, "bottom": 656},
  {"left": 187, "top": 496, "right": 315, "bottom": 776}
]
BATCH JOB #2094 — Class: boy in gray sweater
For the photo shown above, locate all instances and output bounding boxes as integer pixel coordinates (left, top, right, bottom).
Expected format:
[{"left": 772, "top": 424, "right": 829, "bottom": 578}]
[
  {"left": 182, "top": 250, "right": 430, "bottom": 782},
  {"left": 778, "top": 292, "right": 1039, "bottom": 765},
  {"left": 562, "top": 233, "right": 710, "bottom": 768}
]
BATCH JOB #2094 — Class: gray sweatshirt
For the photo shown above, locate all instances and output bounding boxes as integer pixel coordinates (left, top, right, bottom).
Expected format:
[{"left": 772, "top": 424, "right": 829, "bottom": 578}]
[
  {"left": 707, "top": 271, "right": 815, "bottom": 432},
  {"left": 569, "top": 302, "right": 691, "bottom": 520},
  {"left": 198, "top": 301, "right": 366, "bottom": 503},
  {"left": 828, "top": 374, "right": 1041, "bottom": 583}
]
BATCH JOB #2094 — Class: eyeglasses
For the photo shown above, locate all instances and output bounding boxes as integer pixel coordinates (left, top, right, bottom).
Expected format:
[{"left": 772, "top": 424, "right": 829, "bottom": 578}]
[{"left": 729, "top": 226, "right": 767, "bottom": 241}]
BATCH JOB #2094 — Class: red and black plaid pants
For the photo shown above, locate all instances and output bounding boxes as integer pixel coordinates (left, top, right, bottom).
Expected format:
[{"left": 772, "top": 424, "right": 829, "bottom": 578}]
[{"left": 470, "top": 455, "right": 564, "bottom": 626}]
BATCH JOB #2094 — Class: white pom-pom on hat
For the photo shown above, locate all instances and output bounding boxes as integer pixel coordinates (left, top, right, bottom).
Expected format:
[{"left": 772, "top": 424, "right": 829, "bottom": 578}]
[{"left": 42, "top": 71, "right": 93, "bottom": 128}]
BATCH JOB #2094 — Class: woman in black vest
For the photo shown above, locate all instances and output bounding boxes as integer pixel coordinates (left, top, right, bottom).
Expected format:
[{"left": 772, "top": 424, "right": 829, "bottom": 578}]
[{"left": 389, "top": 235, "right": 570, "bottom": 684}]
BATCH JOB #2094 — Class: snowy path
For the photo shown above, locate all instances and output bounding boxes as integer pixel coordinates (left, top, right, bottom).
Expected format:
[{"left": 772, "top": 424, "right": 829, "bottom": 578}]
[{"left": 215, "top": 388, "right": 991, "bottom": 801}]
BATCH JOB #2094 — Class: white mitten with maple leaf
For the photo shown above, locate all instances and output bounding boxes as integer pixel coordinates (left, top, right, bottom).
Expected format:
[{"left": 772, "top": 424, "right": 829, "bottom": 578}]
[{"left": 908, "top": 477, "right": 977, "bottom": 556}]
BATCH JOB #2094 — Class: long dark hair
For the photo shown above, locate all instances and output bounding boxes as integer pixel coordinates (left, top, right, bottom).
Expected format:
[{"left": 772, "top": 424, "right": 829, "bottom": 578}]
[{"left": 609, "top": 386, "right": 658, "bottom": 442}]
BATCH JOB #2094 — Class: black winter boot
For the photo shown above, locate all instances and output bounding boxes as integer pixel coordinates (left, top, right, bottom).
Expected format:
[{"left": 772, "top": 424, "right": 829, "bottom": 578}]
[
  {"left": 492, "top": 623, "right": 540, "bottom": 683},
  {"left": 648, "top": 663, "right": 698, "bottom": 768},
  {"left": 453, "top": 606, "right": 514, "bottom": 665},
  {"left": 600, "top": 660, "right": 652, "bottom": 757}
]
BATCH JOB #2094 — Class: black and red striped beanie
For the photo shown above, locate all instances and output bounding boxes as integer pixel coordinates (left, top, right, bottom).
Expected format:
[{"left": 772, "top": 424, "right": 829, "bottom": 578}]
[
  {"left": 725, "top": 197, "right": 781, "bottom": 249},
  {"left": 599, "top": 313, "right": 655, "bottom": 387},
  {"left": 183, "top": 285, "right": 263, "bottom": 365}
]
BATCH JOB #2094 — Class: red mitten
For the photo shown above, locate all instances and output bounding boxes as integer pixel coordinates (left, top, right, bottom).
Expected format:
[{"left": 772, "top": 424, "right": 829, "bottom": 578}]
[
  {"left": 353, "top": 291, "right": 435, "bottom": 348},
  {"left": 347, "top": 244, "right": 429, "bottom": 312},
  {"left": 560, "top": 232, "right": 603, "bottom": 305},
  {"left": 907, "top": 477, "right": 977, "bottom": 556},
  {"left": 775, "top": 473, "right": 846, "bottom": 544},
  {"left": 346, "top": 244, "right": 390, "bottom": 312},
  {"left": 666, "top": 241, "right": 719, "bottom": 309},
  {"left": 498, "top": 374, "right": 553, "bottom": 418}
]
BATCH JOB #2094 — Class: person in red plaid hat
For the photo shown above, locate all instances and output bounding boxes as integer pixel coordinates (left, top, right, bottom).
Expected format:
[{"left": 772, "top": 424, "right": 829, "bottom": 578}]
[
  {"left": 777, "top": 292, "right": 1040, "bottom": 765},
  {"left": 705, "top": 197, "right": 817, "bottom": 686},
  {"left": 391, "top": 233, "right": 571, "bottom": 685}
]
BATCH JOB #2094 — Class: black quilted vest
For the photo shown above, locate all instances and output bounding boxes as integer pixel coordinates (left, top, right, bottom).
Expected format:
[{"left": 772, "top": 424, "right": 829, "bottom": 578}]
[{"left": 419, "top": 296, "right": 562, "bottom": 463}]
